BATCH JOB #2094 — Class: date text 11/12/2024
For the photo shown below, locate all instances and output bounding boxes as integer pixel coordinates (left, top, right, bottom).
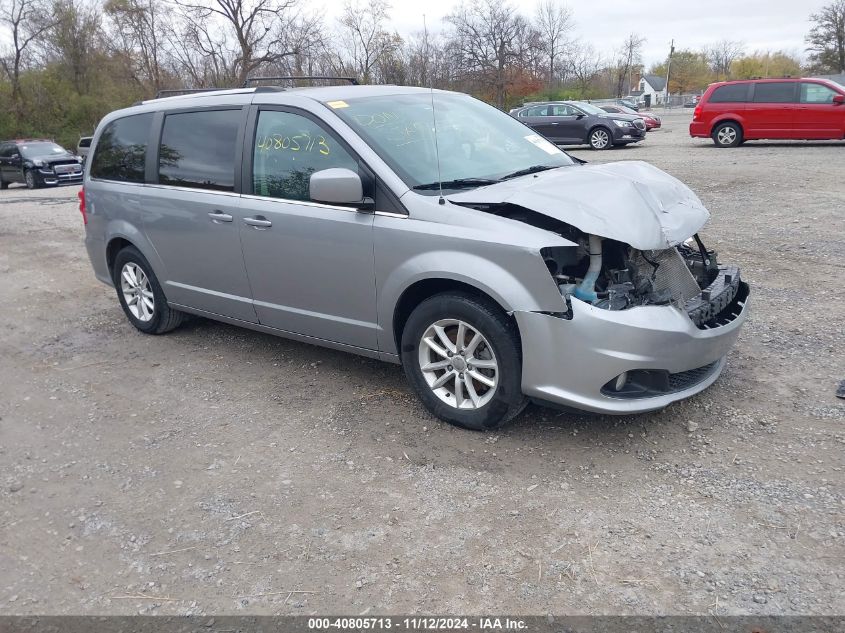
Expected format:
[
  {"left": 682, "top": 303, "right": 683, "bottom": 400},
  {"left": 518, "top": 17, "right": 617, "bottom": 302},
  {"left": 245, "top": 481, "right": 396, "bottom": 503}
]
[{"left": 307, "top": 617, "right": 528, "bottom": 631}]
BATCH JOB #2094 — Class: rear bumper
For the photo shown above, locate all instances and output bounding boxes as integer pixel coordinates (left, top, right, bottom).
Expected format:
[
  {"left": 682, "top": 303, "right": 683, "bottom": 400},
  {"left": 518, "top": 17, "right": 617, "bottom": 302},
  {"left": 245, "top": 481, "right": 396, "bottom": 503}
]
[
  {"left": 689, "top": 121, "right": 710, "bottom": 138},
  {"left": 515, "top": 282, "right": 749, "bottom": 414}
]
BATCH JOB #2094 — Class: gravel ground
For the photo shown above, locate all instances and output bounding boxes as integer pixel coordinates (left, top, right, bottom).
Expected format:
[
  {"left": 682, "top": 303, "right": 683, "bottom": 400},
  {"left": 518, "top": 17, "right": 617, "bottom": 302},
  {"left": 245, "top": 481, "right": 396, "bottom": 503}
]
[{"left": 0, "top": 110, "right": 843, "bottom": 616}]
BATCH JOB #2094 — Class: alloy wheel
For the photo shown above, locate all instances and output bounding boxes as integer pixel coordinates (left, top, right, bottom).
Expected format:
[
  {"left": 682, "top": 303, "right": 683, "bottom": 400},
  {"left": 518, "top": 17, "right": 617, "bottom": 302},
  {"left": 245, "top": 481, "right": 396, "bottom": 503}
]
[
  {"left": 717, "top": 126, "right": 737, "bottom": 145},
  {"left": 591, "top": 129, "right": 609, "bottom": 149},
  {"left": 418, "top": 319, "right": 499, "bottom": 410},
  {"left": 120, "top": 262, "right": 155, "bottom": 322}
]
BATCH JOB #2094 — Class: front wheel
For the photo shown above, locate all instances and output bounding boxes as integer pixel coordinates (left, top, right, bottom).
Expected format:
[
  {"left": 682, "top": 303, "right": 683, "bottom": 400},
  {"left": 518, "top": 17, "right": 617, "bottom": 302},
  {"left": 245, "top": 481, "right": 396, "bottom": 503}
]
[
  {"left": 24, "top": 170, "right": 38, "bottom": 189},
  {"left": 400, "top": 292, "right": 527, "bottom": 430},
  {"left": 588, "top": 127, "right": 612, "bottom": 150},
  {"left": 113, "top": 246, "right": 184, "bottom": 334},
  {"left": 712, "top": 122, "right": 742, "bottom": 148}
]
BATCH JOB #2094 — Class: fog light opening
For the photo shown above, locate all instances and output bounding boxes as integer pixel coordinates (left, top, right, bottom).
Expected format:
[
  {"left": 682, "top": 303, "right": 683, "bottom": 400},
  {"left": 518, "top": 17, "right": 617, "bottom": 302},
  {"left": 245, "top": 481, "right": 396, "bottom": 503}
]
[{"left": 614, "top": 372, "right": 628, "bottom": 391}]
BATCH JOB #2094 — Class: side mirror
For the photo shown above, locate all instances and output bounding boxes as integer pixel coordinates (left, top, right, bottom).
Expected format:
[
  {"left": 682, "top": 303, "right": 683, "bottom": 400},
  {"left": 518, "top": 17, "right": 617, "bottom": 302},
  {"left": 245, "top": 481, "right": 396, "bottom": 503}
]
[
  {"left": 575, "top": 114, "right": 584, "bottom": 119},
  {"left": 310, "top": 167, "right": 365, "bottom": 206},
  {"left": 833, "top": 94, "right": 845, "bottom": 105},
  {"left": 10, "top": 153, "right": 20, "bottom": 161}
]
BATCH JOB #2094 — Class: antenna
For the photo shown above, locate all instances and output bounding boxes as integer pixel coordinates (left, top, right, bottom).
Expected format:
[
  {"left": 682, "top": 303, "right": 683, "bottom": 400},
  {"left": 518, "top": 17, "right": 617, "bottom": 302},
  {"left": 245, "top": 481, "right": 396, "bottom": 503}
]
[{"left": 424, "top": 14, "right": 445, "bottom": 205}]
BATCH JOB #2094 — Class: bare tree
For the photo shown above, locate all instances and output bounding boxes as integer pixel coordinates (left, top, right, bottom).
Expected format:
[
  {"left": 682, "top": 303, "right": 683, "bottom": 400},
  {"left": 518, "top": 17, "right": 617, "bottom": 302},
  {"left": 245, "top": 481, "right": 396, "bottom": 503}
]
[
  {"left": 172, "top": 0, "right": 302, "bottom": 87},
  {"left": 446, "top": 0, "right": 530, "bottom": 108},
  {"left": 34, "top": 0, "right": 101, "bottom": 93},
  {"left": 806, "top": 0, "right": 845, "bottom": 73},
  {"left": 337, "top": 0, "right": 398, "bottom": 84},
  {"left": 534, "top": 0, "right": 572, "bottom": 87},
  {"left": 613, "top": 33, "right": 645, "bottom": 97},
  {"left": 0, "top": 0, "right": 55, "bottom": 110},
  {"left": 104, "top": 0, "right": 173, "bottom": 92},
  {"left": 704, "top": 39, "right": 744, "bottom": 80},
  {"left": 568, "top": 41, "right": 603, "bottom": 97}
]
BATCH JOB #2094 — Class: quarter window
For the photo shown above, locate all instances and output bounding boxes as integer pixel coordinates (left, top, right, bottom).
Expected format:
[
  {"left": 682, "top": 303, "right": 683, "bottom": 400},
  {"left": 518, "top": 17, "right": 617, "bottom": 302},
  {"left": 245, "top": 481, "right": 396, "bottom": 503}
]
[
  {"left": 752, "top": 82, "right": 796, "bottom": 103},
  {"left": 90, "top": 113, "right": 153, "bottom": 183},
  {"left": 252, "top": 110, "right": 358, "bottom": 202},
  {"left": 159, "top": 109, "right": 241, "bottom": 192},
  {"left": 709, "top": 84, "right": 749, "bottom": 103},
  {"left": 800, "top": 82, "right": 839, "bottom": 104}
]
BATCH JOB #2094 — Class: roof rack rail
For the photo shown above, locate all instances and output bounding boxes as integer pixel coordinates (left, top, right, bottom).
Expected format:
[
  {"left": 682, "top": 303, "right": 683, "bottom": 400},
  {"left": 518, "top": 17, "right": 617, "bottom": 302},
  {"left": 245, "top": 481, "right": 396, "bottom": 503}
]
[
  {"left": 242, "top": 75, "right": 360, "bottom": 88},
  {"left": 154, "top": 88, "right": 223, "bottom": 99}
]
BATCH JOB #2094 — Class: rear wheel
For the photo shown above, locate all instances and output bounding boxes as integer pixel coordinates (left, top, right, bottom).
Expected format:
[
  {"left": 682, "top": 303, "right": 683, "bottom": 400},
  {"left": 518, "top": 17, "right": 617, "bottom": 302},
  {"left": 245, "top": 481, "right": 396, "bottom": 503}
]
[
  {"left": 0, "top": 173, "right": 7, "bottom": 189},
  {"left": 588, "top": 127, "right": 612, "bottom": 150},
  {"left": 712, "top": 122, "right": 742, "bottom": 148},
  {"left": 113, "top": 246, "right": 184, "bottom": 334},
  {"left": 400, "top": 292, "right": 527, "bottom": 430}
]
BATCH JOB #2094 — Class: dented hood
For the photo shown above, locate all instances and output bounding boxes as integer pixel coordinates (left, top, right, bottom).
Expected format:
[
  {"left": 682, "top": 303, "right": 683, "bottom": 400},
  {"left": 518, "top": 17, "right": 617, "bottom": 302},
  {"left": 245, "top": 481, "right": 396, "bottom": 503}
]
[{"left": 448, "top": 160, "right": 710, "bottom": 250}]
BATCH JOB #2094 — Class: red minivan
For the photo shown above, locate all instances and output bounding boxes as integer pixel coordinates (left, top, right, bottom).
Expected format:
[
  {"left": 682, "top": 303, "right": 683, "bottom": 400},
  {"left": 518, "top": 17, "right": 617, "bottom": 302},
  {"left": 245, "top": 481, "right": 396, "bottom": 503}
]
[{"left": 689, "top": 78, "right": 845, "bottom": 147}]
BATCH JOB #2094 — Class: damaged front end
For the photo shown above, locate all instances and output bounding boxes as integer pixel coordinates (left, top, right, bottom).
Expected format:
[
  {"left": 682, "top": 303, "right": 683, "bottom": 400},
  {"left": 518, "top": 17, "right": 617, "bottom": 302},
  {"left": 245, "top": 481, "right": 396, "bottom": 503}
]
[
  {"left": 540, "top": 231, "right": 749, "bottom": 330},
  {"left": 447, "top": 160, "right": 750, "bottom": 413}
]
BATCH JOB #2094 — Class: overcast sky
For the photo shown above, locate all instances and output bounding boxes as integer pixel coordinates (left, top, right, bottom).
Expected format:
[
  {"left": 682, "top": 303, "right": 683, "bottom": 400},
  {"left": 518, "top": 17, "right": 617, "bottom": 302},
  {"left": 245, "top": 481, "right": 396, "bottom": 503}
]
[{"left": 324, "top": 0, "right": 829, "bottom": 67}]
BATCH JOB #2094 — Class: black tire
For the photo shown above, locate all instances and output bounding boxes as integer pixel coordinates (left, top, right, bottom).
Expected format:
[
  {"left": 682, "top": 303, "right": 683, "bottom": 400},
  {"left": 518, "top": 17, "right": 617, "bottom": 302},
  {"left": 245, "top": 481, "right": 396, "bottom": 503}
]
[
  {"left": 112, "top": 245, "right": 184, "bottom": 334},
  {"left": 0, "top": 174, "right": 7, "bottom": 189},
  {"left": 712, "top": 122, "right": 742, "bottom": 148},
  {"left": 588, "top": 126, "right": 612, "bottom": 150},
  {"left": 24, "top": 169, "right": 38, "bottom": 189},
  {"left": 400, "top": 292, "right": 527, "bottom": 431}
]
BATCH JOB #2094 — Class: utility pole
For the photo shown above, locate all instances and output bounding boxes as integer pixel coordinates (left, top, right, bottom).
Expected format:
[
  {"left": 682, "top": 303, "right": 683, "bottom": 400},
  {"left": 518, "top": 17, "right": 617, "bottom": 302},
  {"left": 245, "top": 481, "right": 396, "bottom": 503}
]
[{"left": 664, "top": 39, "right": 675, "bottom": 108}]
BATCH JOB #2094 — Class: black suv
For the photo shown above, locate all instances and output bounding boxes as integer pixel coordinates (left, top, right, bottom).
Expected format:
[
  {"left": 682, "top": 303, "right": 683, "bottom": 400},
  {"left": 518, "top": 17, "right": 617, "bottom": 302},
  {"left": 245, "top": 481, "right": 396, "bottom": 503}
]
[
  {"left": 0, "top": 139, "right": 83, "bottom": 189},
  {"left": 510, "top": 101, "right": 645, "bottom": 150}
]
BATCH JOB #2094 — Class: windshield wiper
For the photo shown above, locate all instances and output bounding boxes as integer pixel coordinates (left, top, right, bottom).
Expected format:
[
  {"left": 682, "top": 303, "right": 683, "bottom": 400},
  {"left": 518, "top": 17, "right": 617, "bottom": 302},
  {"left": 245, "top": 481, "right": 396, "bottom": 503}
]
[
  {"left": 500, "top": 164, "right": 561, "bottom": 180},
  {"left": 413, "top": 177, "right": 501, "bottom": 191}
]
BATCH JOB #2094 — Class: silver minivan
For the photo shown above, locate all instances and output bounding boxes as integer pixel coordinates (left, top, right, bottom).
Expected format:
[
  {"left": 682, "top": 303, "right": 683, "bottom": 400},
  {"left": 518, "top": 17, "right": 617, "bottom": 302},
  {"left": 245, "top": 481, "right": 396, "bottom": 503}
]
[{"left": 81, "top": 83, "right": 749, "bottom": 430}]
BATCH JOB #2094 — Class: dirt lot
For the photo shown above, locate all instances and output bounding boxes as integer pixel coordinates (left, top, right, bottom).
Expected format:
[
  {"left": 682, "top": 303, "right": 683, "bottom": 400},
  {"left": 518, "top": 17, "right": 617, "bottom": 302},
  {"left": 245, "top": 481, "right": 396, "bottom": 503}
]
[{"left": 1, "top": 110, "right": 843, "bottom": 616}]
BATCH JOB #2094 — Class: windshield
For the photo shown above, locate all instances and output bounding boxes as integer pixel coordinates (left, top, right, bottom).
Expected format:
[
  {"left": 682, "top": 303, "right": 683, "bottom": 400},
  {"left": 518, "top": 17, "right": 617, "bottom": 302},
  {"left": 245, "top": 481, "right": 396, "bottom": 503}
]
[
  {"left": 19, "top": 142, "right": 68, "bottom": 158},
  {"left": 330, "top": 93, "right": 576, "bottom": 192},
  {"left": 571, "top": 102, "right": 607, "bottom": 116}
]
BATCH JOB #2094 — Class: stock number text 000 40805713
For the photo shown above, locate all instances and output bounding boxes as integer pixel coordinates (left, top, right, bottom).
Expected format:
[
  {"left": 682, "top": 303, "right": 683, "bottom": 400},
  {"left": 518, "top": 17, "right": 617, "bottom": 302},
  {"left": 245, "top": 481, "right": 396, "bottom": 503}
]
[{"left": 256, "top": 133, "right": 331, "bottom": 156}]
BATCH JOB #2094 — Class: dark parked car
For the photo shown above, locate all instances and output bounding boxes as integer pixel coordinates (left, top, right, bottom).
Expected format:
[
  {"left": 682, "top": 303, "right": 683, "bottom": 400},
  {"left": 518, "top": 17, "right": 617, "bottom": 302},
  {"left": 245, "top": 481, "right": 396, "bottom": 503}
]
[
  {"left": 0, "top": 139, "right": 83, "bottom": 189},
  {"left": 511, "top": 101, "right": 646, "bottom": 150},
  {"left": 600, "top": 104, "right": 662, "bottom": 130}
]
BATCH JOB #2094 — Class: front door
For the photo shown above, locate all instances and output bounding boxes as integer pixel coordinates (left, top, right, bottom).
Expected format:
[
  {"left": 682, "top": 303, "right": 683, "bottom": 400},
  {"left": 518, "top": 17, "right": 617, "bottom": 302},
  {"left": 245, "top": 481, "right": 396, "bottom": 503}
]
[
  {"left": 796, "top": 81, "right": 845, "bottom": 139},
  {"left": 238, "top": 107, "right": 379, "bottom": 351}
]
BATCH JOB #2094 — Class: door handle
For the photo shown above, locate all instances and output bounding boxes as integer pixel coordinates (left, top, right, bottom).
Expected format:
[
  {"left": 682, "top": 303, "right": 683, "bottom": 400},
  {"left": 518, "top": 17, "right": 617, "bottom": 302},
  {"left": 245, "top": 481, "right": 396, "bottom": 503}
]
[
  {"left": 243, "top": 216, "right": 272, "bottom": 229},
  {"left": 208, "top": 210, "right": 233, "bottom": 223}
]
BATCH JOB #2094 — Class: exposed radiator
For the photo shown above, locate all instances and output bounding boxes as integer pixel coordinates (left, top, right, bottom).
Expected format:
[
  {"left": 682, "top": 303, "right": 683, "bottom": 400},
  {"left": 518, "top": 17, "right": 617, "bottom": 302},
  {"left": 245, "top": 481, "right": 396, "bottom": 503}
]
[{"left": 631, "top": 248, "right": 701, "bottom": 302}]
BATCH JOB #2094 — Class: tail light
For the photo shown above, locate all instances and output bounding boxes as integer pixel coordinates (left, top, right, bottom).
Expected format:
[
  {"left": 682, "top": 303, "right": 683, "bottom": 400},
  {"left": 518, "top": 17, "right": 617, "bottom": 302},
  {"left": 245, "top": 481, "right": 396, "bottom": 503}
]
[
  {"left": 693, "top": 105, "right": 703, "bottom": 121},
  {"left": 78, "top": 187, "right": 87, "bottom": 225}
]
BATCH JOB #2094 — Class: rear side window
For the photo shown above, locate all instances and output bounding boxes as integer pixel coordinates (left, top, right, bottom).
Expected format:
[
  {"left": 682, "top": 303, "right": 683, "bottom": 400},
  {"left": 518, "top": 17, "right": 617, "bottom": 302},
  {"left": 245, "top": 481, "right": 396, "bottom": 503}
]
[
  {"left": 252, "top": 110, "right": 358, "bottom": 202},
  {"left": 801, "top": 82, "right": 839, "bottom": 104},
  {"left": 158, "top": 109, "right": 241, "bottom": 192},
  {"left": 90, "top": 113, "right": 153, "bottom": 183},
  {"left": 708, "top": 84, "right": 749, "bottom": 103},
  {"left": 752, "top": 82, "right": 796, "bottom": 103},
  {"left": 521, "top": 105, "right": 549, "bottom": 117}
]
